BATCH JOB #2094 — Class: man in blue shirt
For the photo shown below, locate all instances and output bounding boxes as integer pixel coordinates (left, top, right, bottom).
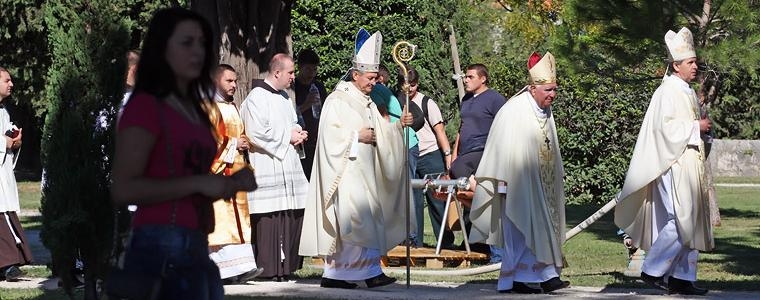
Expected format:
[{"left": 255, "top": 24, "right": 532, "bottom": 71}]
[{"left": 451, "top": 64, "right": 506, "bottom": 257}]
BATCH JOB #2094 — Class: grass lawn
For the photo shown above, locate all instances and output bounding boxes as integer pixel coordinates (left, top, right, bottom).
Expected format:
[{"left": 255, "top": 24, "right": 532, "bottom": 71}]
[
  {"left": 3, "top": 182, "right": 759, "bottom": 299},
  {"left": 561, "top": 185, "right": 760, "bottom": 290},
  {"left": 18, "top": 181, "right": 42, "bottom": 211},
  {"left": 17, "top": 180, "right": 43, "bottom": 231},
  {"left": 716, "top": 176, "right": 760, "bottom": 184}
]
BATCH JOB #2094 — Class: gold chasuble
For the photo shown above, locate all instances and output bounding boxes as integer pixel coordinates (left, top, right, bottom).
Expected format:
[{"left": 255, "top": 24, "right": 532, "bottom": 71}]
[
  {"left": 614, "top": 75, "right": 714, "bottom": 252},
  {"left": 469, "top": 91, "right": 566, "bottom": 267},
  {"left": 207, "top": 100, "right": 252, "bottom": 247},
  {"left": 299, "top": 81, "right": 408, "bottom": 256}
]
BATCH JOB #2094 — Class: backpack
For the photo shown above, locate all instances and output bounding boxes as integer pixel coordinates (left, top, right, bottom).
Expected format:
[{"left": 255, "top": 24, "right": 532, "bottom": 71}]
[{"left": 398, "top": 94, "right": 426, "bottom": 132}]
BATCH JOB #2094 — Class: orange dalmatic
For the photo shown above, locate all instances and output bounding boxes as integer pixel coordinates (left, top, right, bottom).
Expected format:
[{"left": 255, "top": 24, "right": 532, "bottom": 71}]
[{"left": 207, "top": 101, "right": 253, "bottom": 246}]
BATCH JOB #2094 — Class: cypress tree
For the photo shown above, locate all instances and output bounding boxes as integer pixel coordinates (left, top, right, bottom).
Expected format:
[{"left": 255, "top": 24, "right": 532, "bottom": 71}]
[{"left": 40, "top": 1, "right": 129, "bottom": 297}]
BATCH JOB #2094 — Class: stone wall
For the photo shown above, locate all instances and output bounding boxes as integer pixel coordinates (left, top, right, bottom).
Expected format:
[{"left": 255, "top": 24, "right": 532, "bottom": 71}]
[{"left": 707, "top": 139, "right": 760, "bottom": 177}]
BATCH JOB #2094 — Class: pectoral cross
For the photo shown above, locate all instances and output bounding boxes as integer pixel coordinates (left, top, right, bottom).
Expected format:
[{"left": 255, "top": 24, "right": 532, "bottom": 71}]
[{"left": 544, "top": 137, "right": 551, "bottom": 149}]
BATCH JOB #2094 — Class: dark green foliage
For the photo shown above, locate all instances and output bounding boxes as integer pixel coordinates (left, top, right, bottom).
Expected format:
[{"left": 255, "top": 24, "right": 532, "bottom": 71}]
[
  {"left": 40, "top": 0, "right": 130, "bottom": 297},
  {"left": 292, "top": 0, "right": 471, "bottom": 138},
  {"left": 709, "top": 68, "right": 760, "bottom": 139},
  {"left": 556, "top": 0, "right": 760, "bottom": 140},
  {"left": 0, "top": 0, "right": 50, "bottom": 172},
  {"left": 0, "top": 0, "right": 49, "bottom": 116},
  {"left": 553, "top": 68, "right": 661, "bottom": 203}
]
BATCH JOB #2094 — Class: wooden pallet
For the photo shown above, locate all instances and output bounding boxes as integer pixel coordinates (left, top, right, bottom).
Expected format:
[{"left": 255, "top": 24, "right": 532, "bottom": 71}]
[{"left": 382, "top": 246, "right": 488, "bottom": 269}]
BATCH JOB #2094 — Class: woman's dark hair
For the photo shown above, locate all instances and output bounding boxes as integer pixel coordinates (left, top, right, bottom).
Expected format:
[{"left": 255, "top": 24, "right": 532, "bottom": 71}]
[{"left": 132, "top": 7, "right": 216, "bottom": 126}]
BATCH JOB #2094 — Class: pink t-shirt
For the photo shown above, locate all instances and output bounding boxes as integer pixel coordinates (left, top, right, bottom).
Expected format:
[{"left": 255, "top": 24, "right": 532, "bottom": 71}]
[{"left": 118, "top": 92, "right": 216, "bottom": 230}]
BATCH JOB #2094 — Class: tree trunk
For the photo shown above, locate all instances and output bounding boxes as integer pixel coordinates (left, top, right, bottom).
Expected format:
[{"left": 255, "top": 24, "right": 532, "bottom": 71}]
[
  {"left": 695, "top": 0, "right": 721, "bottom": 226},
  {"left": 704, "top": 161, "right": 722, "bottom": 226},
  {"left": 191, "top": 0, "right": 294, "bottom": 106}
]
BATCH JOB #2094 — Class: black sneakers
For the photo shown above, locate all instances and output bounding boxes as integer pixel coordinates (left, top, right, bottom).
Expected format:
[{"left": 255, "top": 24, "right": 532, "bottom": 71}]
[
  {"left": 320, "top": 277, "right": 358, "bottom": 289},
  {"left": 320, "top": 273, "right": 396, "bottom": 289},
  {"left": 641, "top": 272, "right": 669, "bottom": 291},
  {"left": 498, "top": 278, "right": 569, "bottom": 294},
  {"left": 364, "top": 273, "right": 396, "bottom": 288},
  {"left": 498, "top": 282, "right": 542, "bottom": 294},
  {"left": 541, "top": 277, "right": 570, "bottom": 293},
  {"left": 668, "top": 276, "right": 708, "bottom": 295},
  {"left": 3, "top": 265, "right": 23, "bottom": 282}
]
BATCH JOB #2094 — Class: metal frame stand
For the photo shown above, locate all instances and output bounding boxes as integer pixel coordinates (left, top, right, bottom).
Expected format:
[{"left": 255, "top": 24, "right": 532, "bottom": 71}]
[{"left": 411, "top": 175, "right": 471, "bottom": 255}]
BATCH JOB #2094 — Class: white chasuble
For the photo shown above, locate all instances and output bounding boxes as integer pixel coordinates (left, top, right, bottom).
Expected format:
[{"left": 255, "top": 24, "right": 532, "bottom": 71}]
[
  {"left": 614, "top": 75, "right": 713, "bottom": 252},
  {"left": 299, "top": 81, "right": 409, "bottom": 257},
  {"left": 469, "top": 91, "right": 566, "bottom": 268}
]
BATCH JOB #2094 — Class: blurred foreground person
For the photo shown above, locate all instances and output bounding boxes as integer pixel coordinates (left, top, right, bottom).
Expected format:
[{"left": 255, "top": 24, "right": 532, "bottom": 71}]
[{"left": 110, "top": 8, "right": 256, "bottom": 299}]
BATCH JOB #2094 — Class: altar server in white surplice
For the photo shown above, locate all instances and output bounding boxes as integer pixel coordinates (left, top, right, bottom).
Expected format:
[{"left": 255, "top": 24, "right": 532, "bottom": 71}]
[
  {"left": 469, "top": 52, "right": 570, "bottom": 294},
  {"left": 615, "top": 27, "right": 713, "bottom": 296},
  {"left": 240, "top": 54, "right": 308, "bottom": 281}
]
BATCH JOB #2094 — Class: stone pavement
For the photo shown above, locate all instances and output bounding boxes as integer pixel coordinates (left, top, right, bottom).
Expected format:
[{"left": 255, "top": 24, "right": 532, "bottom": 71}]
[{"left": 3, "top": 276, "right": 759, "bottom": 299}]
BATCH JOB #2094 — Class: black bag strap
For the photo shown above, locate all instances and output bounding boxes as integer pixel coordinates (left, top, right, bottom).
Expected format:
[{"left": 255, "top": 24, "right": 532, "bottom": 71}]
[{"left": 421, "top": 95, "right": 433, "bottom": 130}]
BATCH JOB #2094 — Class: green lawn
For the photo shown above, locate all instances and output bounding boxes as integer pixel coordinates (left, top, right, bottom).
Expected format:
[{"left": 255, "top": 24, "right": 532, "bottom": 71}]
[
  {"left": 18, "top": 181, "right": 41, "bottom": 211},
  {"left": 561, "top": 186, "right": 760, "bottom": 290},
  {"left": 716, "top": 176, "right": 760, "bottom": 184}
]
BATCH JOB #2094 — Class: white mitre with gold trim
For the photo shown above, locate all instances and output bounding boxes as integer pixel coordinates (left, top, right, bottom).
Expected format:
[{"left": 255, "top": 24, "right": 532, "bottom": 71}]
[
  {"left": 352, "top": 28, "right": 382, "bottom": 73},
  {"left": 665, "top": 27, "right": 696, "bottom": 61},
  {"left": 528, "top": 51, "right": 556, "bottom": 85}
]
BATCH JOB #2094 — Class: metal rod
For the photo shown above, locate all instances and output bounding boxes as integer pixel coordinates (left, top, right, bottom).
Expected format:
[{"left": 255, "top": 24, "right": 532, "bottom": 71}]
[
  {"left": 435, "top": 190, "right": 455, "bottom": 255},
  {"left": 404, "top": 121, "right": 410, "bottom": 289},
  {"left": 410, "top": 178, "right": 469, "bottom": 190},
  {"left": 456, "top": 199, "right": 471, "bottom": 254}
]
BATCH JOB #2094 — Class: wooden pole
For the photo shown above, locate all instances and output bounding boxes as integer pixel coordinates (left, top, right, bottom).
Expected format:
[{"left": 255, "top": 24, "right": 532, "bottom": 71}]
[{"left": 449, "top": 24, "right": 465, "bottom": 103}]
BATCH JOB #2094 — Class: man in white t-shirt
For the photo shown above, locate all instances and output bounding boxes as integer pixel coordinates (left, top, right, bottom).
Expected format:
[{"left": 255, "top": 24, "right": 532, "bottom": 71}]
[{"left": 407, "top": 68, "right": 455, "bottom": 249}]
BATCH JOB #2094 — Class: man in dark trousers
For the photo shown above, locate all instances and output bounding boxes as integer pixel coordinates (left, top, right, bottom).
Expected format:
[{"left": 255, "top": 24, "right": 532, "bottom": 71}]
[{"left": 450, "top": 64, "right": 506, "bottom": 256}]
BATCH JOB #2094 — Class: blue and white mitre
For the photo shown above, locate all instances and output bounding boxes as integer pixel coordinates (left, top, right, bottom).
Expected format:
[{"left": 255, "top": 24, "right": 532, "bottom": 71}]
[{"left": 352, "top": 28, "right": 382, "bottom": 73}]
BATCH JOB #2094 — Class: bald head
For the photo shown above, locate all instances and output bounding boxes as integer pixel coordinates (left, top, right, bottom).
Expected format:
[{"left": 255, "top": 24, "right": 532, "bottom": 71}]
[
  {"left": 267, "top": 53, "right": 295, "bottom": 90},
  {"left": 270, "top": 53, "right": 293, "bottom": 73}
]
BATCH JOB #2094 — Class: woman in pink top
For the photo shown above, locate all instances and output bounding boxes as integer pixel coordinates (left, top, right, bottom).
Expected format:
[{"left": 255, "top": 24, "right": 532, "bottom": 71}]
[{"left": 111, "top": 8, "right": 256, "bottom": 299}]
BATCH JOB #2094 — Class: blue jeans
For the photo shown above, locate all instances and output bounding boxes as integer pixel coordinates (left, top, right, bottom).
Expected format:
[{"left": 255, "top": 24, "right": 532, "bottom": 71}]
[
  {"left": 415, "top": 150, "right": 454, "bottom": 248},
  {"left": 407, "top": 145, "right": 423, "bottom": 247},
  {"left": 124, "top": 225, "right": 223, "bottom": 300}
]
